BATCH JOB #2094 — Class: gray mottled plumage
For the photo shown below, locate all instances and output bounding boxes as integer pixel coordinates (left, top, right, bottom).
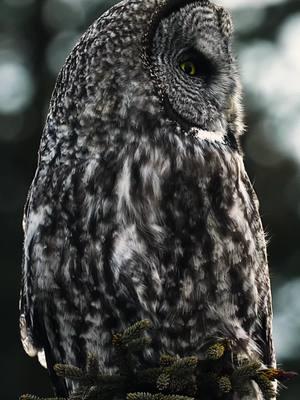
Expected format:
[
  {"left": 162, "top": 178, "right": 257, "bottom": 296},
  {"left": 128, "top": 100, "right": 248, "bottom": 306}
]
[{"left": 20, "top": 0, "right": 276, "bottom": 398}]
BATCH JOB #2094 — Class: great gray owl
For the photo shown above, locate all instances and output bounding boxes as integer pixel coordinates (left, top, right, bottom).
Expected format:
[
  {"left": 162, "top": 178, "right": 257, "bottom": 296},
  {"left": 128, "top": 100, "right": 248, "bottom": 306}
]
[{"left": 20, "top": 0, "right": 276, "bottom": 398}]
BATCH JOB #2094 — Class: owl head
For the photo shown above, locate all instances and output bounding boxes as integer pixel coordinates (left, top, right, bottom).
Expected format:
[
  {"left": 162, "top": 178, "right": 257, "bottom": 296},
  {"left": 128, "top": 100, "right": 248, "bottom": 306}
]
[{"left": 49, "top": 0, "right": 244, "bottom": 157}]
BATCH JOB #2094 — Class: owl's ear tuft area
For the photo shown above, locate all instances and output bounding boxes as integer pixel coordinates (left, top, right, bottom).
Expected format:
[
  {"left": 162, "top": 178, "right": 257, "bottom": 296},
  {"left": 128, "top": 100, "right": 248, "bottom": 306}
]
[{"left": 216, "top": 6, "right": 234, "bottom": 39}]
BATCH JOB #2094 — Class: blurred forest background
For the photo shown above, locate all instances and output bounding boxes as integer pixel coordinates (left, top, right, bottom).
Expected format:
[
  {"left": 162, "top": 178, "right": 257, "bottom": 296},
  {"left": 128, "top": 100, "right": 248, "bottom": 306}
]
[{"left": 0, "top": 0, "right": 300, "bottom": 398}]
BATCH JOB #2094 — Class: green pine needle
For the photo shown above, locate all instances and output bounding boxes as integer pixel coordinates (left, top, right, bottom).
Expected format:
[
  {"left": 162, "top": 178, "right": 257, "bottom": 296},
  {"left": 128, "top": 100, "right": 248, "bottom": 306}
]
[
  {"left": 54, "top": 364, "right": 85, "bottom": 381},
  {"left": 218, "top": 376, "right": 232, "bottom": 394},
  {"left": 205, "top": 342, "right": 226, "bottom": 361},
  {"left": 255, "top": 374, "right": 277, "bottom": 400},
  {"left": 157, "top": 372, "right": 171, "bottom": 391},
  {"left": 20, "top": 396, "right": 66, "bottom": 400},
  {"left": 118, "top": 320, "right": 152, "bottom": 347},
  {"left": 232, "top": 361, "right": 262, "bottom": 382},
  {"left": 160, "top": 355, "right": 178, "bottom": 367},
  {"left": 127, "top": 393, "right": 194, "bottom": 400}
]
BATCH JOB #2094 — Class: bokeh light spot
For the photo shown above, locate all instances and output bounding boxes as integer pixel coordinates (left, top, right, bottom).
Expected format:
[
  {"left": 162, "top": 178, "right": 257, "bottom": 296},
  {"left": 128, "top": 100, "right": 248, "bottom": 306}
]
[
  {"left": 239, "top": 13, "right": 300, "bottom": 165},
  {"left": 0, "top": 61, "right": 34, "bottom": 114}
]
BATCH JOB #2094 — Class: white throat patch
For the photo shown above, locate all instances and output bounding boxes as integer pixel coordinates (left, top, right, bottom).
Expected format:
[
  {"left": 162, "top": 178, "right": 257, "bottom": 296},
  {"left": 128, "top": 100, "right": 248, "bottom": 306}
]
[{"left": 189, "top": 127, "right": 226, "bottom": 143}]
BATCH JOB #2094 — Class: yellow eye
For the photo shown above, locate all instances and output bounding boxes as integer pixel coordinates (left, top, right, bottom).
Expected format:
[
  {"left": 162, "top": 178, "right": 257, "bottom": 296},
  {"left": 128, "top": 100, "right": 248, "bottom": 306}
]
[{"left": 179, "top": 60, "right": 197, "bottom": 76}]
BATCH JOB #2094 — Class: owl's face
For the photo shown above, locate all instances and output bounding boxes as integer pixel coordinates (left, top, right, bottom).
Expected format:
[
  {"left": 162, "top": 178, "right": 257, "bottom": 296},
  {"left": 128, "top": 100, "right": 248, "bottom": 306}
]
[{"left": 148, "top": 0, "right": 237, "bottom": 134}]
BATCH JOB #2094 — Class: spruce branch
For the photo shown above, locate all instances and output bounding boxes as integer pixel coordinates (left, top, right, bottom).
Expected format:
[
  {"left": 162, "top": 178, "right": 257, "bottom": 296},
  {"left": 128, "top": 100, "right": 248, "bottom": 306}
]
[
  {"left": 127, "top": 393, "right": 194, "bottom": 400},
  {"left": 54, "top": 364, "right": 86, "bottom": 382},
  {"left": 20, "top": 396, "right": 66, "bottom": 400},
  {"left": 21, "top": 320, "right": 297, "bottom": 400},
  {"left": 114, "top": 320, "right": 152, "bottom": 348}
]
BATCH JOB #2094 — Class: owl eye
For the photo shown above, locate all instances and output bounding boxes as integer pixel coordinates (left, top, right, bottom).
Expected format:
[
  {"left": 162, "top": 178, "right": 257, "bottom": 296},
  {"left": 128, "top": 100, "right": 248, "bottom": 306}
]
[
  {"left": 178, "top": 49, "right": 216, "bottom": 80},
  {"left": 180, "top": 60, "right": 197, "bottom": 76}
]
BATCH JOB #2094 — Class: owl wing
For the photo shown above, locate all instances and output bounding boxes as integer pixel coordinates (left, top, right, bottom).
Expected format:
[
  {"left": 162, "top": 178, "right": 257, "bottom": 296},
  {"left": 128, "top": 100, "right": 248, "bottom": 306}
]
[
  {"left": 20, "top": 150, "right": 125, "bottom": 396},
  {"left": 20, "top": 156, "right": 96, "bottom": 395},
  {"left": 20, "top": 176, "right": 69, "bottom": 396}
]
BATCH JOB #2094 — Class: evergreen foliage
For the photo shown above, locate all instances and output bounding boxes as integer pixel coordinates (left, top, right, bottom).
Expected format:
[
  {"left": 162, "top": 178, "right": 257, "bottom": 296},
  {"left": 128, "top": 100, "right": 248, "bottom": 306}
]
[{"left": 20, "top": 320, "right": 297, "bottom": 400}]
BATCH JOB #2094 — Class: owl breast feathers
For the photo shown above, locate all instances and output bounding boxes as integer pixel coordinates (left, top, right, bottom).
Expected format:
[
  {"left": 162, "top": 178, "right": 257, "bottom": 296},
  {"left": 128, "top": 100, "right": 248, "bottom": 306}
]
[{"left": 20, "top": 0, "right": 276, "bottom": 398}]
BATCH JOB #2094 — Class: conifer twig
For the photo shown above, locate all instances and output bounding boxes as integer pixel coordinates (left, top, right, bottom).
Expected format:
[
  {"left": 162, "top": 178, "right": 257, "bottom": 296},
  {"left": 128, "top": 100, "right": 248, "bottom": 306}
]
[{"left": 21, "top": 320, "right": 297, "bottom": 400}]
